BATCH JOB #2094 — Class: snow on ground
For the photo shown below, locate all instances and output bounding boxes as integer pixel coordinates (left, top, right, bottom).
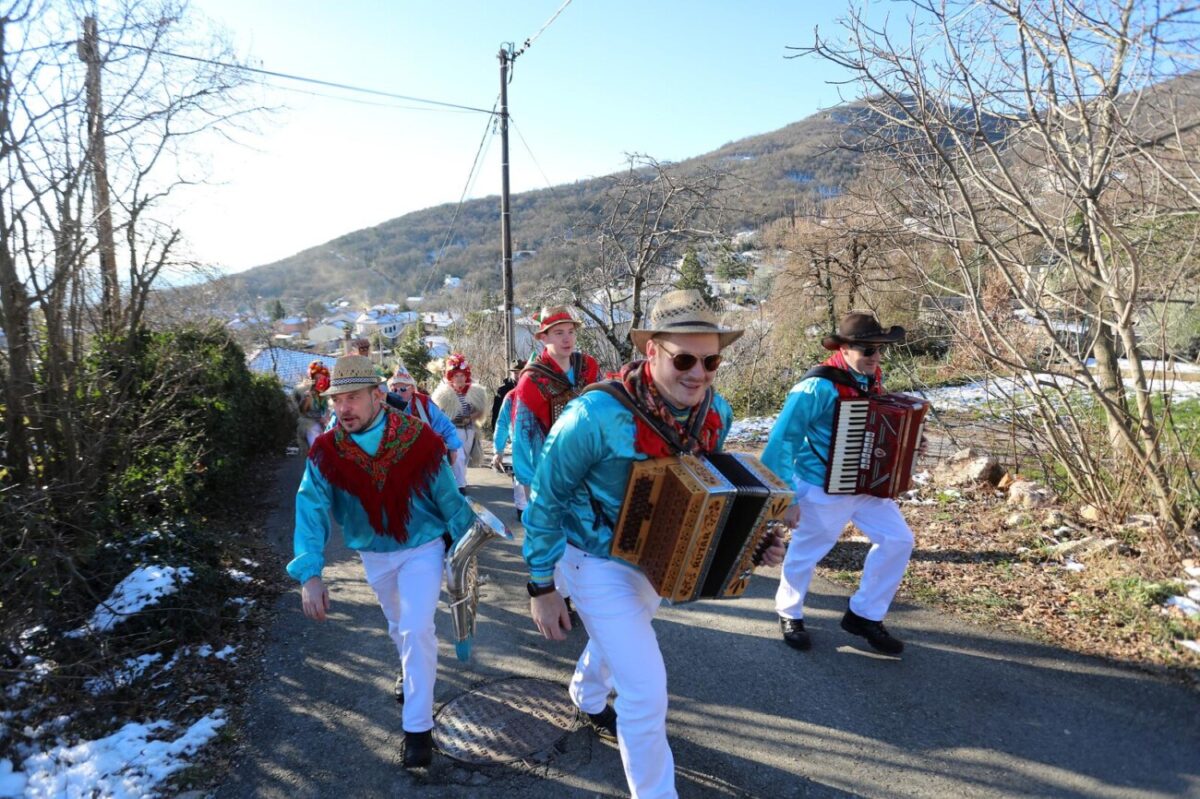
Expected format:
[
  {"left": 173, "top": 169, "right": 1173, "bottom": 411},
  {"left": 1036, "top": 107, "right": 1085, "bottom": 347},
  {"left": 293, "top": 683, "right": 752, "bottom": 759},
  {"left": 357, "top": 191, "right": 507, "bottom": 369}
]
[
  {"left": 71, "top": 566, "right": 194, "bottom": 636},
  {"left": 0, "top": 712, "right": 226, "bottom": 799},
  {"left": 83, "top": 654, "right": 164, "bottom": 696}
]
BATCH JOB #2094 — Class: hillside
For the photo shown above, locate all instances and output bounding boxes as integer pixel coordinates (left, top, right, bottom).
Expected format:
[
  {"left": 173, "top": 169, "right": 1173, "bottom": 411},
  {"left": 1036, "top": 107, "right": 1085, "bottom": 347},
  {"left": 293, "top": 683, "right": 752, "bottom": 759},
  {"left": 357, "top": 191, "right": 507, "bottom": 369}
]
[{"left": 222, "top": 100, "right": 881, "bottom": 305}]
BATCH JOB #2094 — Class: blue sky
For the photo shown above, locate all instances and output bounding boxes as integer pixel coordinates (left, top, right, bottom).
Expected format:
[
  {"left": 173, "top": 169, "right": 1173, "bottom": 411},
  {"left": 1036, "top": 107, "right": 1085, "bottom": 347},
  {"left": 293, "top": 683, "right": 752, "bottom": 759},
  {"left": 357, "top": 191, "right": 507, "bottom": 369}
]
[{"left": 177, "top": 1, "right": 856, "bottom": 273}]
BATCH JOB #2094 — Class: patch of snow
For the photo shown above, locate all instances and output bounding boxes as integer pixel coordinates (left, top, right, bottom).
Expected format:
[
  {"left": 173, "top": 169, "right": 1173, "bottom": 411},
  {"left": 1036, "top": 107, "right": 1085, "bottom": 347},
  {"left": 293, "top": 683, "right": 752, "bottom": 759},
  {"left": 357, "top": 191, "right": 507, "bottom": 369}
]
[
  {"left": 239, "top": 558, "right": 259, "bottom": 568},
  {"left": 726, "top": 416, "right": 775, "bottom": 443},
  {"left": 84, "top": 654, "right": 164, "bottom": 695},
  {"left": 1165, "top": 595, "right": 1200, "bottom": 618},
  {"left": 75, "top": 566, "right": 194, "bottom": 635},
  {"left": 1063, "top": 559, "right": 1086, "bottom": 572},
  {"left": 194, "top": 644, "right": 236, "bottom": 661},
  {"left": 1179, "top": 640, "right": 1200, "bottom": 656},
  {"left": 11, "top": 711, "right": 225, "bottom": 799},
  {"left": 911, "top": 470, "right": 932, "bottom": 486},
  {"left": 225, "top": 569, "right": 252, "bottom": 584}
]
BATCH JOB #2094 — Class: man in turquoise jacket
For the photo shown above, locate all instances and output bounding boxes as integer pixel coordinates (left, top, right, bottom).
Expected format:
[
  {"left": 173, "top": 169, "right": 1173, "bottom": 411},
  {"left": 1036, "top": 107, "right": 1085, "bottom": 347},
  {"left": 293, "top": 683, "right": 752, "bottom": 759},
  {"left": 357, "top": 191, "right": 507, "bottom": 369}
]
[
  {"left": 762, "top": 311, "right": 916, "bottom": 656},
  {"left": 290, "top": 355, "right": 474, "bottom": 768},
  {"left": 523, "top": 290, "right": 785, "bottom": 799}
]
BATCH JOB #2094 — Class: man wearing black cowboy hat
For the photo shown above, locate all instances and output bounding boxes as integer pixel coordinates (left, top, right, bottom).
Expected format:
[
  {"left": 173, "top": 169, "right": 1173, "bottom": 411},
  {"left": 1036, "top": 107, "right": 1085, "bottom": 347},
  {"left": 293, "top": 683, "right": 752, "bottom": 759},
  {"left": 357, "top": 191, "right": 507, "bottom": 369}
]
[{"left": 762, "top": 311, "right": 915, "bottom": 656}]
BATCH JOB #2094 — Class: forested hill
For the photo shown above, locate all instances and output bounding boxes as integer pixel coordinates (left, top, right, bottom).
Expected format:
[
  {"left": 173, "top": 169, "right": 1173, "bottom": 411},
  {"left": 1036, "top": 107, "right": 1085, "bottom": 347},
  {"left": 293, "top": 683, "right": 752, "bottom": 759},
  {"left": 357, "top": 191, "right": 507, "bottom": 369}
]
[{"left": 223, "top": 101, "right": 882, "bottom": 304}]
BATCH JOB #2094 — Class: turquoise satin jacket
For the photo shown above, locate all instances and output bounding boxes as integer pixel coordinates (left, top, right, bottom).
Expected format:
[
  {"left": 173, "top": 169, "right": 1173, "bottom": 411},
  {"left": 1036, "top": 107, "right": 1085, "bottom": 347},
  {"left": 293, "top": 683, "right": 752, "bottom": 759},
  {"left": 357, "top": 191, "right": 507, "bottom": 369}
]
[
  {"left": 760, "top": 369, "right": 873, "bottom": 493},
  {"left": 522, "top": 389, "right": 733, "bottom": 584},
  {"left": 288, "top": 410, "right": 475, "bottom": 584}
]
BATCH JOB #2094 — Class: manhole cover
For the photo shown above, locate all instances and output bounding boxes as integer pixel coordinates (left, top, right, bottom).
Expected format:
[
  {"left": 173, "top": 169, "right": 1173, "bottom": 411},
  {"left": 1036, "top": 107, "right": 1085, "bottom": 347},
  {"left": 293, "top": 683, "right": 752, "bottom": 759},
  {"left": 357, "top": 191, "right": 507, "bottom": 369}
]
[{"left": 434, "top": 677, "right": 576, "bottom": 764}]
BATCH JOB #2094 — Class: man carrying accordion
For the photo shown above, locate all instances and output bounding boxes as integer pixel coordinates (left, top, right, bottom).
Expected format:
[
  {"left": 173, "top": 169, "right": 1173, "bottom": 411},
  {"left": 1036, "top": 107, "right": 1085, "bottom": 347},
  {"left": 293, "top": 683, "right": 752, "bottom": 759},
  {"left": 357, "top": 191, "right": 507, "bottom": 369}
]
[
  {"left": 763, "top": 311, "right": 928, "bottom": 657},
  {"left": 524, "top": 290, "right": 786, "bottom": 799}
]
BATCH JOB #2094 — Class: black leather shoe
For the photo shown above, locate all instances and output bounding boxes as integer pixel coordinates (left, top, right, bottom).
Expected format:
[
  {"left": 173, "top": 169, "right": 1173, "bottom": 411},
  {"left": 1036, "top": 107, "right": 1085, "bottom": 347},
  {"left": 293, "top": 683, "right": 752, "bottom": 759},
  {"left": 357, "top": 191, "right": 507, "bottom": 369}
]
[
  {"left": 841, "top": 609, "right": 904, "bottom": 655},
  {"left": 516, "top": 509, "right": 523, "bottom": 524},
  {"left": 579, "top": 705, "right": 617, "bottom": 744},
  {"left": 779, "top": 617, "right": 811, "bottom": 650},
  {"left": 393, "top": 672, "right": 404, "bottom": 704},
  {"left": 403, "top": 730, "right": 434, "bottom": 768}
]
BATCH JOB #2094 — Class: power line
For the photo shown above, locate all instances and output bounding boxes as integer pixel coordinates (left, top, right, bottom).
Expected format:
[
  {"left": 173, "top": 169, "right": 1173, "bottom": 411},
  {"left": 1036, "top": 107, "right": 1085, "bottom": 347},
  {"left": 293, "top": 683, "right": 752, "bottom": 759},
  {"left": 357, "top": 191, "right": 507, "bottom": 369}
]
[
  {"left": 422, "top": 100, "right": 500, "bottom": 297},
  {"left": 269, "top": 81, "right": 481, "bottom": 114},
  {"left": 512, "top": 0, "right": 574, "bottom": 58},
  {"left": 508, "top": 116, "right": 556, "bottom": 192},
  {"left": 103, "top": 40, "right": 497, "bottom": 115}
]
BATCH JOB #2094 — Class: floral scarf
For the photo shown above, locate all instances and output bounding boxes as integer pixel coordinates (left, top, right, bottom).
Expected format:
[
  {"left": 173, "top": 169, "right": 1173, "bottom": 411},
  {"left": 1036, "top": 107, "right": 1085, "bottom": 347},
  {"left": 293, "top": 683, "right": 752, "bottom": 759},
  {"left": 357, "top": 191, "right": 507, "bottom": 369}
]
[
  {"left": 619, "top": 360, "right": 722, "bottom": 458},
  {"left": 309, "top": 409, "right": 446, "bottom": 543}
]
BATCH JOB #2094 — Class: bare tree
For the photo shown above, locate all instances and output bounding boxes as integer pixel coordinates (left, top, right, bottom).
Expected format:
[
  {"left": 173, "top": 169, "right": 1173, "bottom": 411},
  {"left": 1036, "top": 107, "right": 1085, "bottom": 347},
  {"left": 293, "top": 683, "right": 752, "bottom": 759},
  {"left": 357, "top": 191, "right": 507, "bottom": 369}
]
[
  {"left": 547, "top": 154, "right": 740, "bottom": 362},
  {"left": 795, "top": 0, "right": 1200, "bottom": 552},
  {"left": 0, "top": 0, "right": 256, "bottom": 509}
]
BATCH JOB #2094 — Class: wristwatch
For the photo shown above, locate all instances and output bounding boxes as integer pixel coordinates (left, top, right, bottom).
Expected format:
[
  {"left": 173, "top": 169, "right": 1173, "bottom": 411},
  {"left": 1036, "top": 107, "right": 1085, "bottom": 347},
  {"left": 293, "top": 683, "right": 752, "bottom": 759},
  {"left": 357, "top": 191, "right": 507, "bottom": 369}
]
[{"left": 526, "top": 580, "right": 557, "bottom": 598}]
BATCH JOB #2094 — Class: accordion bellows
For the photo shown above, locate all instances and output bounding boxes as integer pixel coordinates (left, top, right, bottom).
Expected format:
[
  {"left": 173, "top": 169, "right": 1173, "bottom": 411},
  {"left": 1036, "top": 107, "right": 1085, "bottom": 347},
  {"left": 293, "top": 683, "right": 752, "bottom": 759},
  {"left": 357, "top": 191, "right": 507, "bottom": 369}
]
[{"left": 610, "top": 453, "right": 792, "bottom": 603}]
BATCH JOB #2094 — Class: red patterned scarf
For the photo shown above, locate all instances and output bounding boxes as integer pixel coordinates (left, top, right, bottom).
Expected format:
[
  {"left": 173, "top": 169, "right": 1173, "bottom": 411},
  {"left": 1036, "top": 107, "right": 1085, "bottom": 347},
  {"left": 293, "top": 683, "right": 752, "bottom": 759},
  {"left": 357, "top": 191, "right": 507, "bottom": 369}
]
[
  {"left": 619, "top": 360, "right": 723, "bottom": 458},
  {"left": 309, "top": 409, "right": 446, "bottom": 543},
  {"left": 822, "top": 350, "right": 884, "bottom": 397},
  {"left": 512, "top": 350, "right": 600, "bottom": 434}
]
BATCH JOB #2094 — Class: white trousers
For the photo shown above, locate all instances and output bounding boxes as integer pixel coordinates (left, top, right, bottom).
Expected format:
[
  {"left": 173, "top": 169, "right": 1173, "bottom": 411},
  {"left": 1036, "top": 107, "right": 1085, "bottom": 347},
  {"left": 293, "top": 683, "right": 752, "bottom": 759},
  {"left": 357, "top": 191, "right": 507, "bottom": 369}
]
[
  {"left": 513, "top": 479, "right": 528, "bottom": 511},
  {"left": 776, "top": 480, "right": 914, "bottom": 623},
  {"left": 359, "top": 539, "right": 445, "bottom": 733},
  {"left": 452, "top": 426, "right": 475, "bottom": 487},
  {"left": 558, "top": 546, "right": 676, "bottom": 799}
]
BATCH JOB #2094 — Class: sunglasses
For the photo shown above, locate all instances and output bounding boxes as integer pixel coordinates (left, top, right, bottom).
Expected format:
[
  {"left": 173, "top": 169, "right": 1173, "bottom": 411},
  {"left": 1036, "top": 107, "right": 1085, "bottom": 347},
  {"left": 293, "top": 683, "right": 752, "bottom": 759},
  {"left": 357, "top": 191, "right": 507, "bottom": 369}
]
[
  {"left": 658, "top": 343, "right": 722, "bottom": 372},
  {"left": 850, "top": 344, "right": 888, "bottom": 357}
]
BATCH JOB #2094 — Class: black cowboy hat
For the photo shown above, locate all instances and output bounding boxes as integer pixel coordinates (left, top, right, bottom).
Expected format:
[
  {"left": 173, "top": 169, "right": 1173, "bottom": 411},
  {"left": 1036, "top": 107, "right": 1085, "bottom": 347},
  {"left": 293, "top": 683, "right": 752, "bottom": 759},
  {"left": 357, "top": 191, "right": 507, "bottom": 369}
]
[{"left": 822, "top": 311, "right": 906, "bottom": 351}]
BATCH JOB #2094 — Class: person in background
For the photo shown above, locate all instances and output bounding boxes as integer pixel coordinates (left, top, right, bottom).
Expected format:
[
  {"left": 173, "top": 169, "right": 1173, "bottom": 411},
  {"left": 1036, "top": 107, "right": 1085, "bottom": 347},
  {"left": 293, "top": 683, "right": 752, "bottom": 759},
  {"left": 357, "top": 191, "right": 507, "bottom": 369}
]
[
  {"left": 491, "top": 359, "right": 524, "bottom": 430},
  {"left": 762, "top": 311, "right": 915, "bottom": 656},
  {"left": 523, "top": 290, "right": 785, "bottom": 799},
  {"left": 295, "top": 361, "right": 331, "bottom": 448},
  {"left": 491, "top": 376, "right": 525, "bottom": 522},
  {"left": 289, "top": 355, "right": 474, "bottom": 768},
  {"left": 430, "top": 353, "right": 489, "bottom": 491},
  {"left": 388, "top": 364, "right": 463, "bottom": 476}
]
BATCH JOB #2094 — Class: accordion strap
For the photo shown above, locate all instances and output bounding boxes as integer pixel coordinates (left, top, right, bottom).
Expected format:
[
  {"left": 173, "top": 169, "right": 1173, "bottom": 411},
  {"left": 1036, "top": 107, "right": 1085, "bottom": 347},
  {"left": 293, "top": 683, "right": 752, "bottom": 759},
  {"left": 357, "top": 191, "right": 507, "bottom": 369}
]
[
  {"left": 801, "top": 365, "right": 869, "bottom": 396},
  {"left": 583, "top": 381, "right": 712, "bottom": 456}
]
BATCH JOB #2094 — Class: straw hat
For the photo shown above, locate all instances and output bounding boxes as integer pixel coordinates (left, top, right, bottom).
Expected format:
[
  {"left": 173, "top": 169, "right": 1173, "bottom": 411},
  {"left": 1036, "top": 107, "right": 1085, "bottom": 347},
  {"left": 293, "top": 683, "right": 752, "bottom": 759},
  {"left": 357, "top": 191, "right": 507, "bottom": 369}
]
[
  {"left": 533, "top": 305, "right": 582, "bottom": 336},
  {"left": 630, "top": 290, "right": 744, "bottom": 354},
  {"left": 821, "top": 311, "right": 906, "bottom": 351},
  {"left": 321, "top": 355, "right": 384, "bottom": 396}
]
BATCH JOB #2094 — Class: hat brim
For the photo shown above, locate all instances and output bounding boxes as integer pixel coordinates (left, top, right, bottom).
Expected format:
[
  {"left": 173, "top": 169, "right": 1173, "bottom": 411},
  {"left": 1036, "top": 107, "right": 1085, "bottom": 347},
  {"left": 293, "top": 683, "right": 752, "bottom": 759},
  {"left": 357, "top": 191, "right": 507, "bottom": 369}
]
[
  {"left": 535, "top": 319, "right": 583, "bottom": 336},
  {"left": 631, "top": 326, "right": 744, "bottom": 355},
  {"left": 321, "top": 377, "right": 384, "bottom": 397},
  {"left": 821, "top": 326, "right": 906, "bottom": 351}
]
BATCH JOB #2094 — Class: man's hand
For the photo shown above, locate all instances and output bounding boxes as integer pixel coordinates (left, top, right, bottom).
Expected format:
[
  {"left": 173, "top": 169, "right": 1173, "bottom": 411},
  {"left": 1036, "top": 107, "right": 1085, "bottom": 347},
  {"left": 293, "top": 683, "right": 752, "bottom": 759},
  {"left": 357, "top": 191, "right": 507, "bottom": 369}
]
[
  {"left": 531, "top": 592, "right": 571, "bottom": 641},
  {"left": 301, "top": 576, "right": 330, "bottom": 621},
  {"left": 758, "top": 533, "right": 788, "bottom": 568},
  {"left": 492, "top": 451, "right": 504, "bottom": 472},
  {"left": 449, "top": 448, "right": 459, "bottom": 466},
  {"left": 783, "top": 503, "right": 801, "bottom": 528}
]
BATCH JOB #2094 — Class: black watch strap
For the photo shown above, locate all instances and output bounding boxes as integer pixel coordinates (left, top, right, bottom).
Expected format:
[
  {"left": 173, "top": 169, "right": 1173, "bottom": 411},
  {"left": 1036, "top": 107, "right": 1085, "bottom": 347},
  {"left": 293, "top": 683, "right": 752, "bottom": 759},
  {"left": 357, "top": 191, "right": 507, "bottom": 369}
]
[{"left": 526, "top": 580, "right": 557, "bottom": 598}]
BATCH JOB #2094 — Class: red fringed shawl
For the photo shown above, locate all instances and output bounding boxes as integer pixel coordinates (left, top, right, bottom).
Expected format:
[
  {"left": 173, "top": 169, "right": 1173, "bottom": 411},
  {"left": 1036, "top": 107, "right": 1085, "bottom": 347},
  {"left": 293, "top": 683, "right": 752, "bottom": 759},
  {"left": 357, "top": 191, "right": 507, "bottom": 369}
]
[
  {"left": 620, "top": 360, "right": 723, "bottom": 458},
  {"left": 511, "top": 350, "right": 600, "bottom": 434},
  {"left": 308, "top": 409, "right": 446, "bottom": 543},
  {"left": 822, "top": 350, "right": 884, "bottom": 398}
]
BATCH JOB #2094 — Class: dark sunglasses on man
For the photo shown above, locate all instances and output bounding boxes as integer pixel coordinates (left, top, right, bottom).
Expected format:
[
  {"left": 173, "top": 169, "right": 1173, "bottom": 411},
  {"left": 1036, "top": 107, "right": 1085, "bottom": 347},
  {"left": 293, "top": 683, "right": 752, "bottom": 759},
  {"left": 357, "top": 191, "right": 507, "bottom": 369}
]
[
  {"left": 658, "top": 343, "right": 722, "bottom": 372},
  {"left": 850, "top": 343, "right": 890, "bottom": 357}
]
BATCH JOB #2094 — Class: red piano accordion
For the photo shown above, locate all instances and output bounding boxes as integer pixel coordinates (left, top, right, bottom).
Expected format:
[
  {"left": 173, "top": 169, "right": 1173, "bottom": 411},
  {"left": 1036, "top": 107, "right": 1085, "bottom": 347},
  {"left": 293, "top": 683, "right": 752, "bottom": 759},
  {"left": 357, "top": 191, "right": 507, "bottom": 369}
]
[
  {"left": 825, "top": 392, "right": 930, "bottom": 498},
  {"left": 609, "top": 452, "right": 792, "bottom": 603}
]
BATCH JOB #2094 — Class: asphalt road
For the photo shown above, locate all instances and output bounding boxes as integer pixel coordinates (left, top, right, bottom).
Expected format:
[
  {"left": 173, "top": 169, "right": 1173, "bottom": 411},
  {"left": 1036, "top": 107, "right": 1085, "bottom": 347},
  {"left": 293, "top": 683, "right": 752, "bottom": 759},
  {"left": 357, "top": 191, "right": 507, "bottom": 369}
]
[{"left": 214, "top": 451, "right": 1200, "bottom": 799}]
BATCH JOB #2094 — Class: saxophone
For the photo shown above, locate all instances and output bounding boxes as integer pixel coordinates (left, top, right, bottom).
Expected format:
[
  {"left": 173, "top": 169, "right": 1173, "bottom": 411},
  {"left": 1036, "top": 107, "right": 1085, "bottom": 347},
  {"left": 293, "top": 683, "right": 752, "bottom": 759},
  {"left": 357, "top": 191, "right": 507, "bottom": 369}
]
[{"left": 445, "top": 499, "right": 513, "bottom": 661}]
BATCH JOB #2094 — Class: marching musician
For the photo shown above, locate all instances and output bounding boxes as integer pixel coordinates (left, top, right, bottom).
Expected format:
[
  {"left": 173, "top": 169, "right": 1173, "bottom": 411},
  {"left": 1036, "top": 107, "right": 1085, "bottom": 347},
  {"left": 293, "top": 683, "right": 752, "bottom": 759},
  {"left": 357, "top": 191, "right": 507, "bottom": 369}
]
[
  {"left": 762, "top": 311, "right": 915, "bottom": 656},
  {"left": 509, "top": 305, "right": 601, "bottom": 501},
  {"left": 289, "top": 355, "right": 475, "bottom": 768},
  {"left": 523, "top": 290, "right": 786, "bottom": 799}
]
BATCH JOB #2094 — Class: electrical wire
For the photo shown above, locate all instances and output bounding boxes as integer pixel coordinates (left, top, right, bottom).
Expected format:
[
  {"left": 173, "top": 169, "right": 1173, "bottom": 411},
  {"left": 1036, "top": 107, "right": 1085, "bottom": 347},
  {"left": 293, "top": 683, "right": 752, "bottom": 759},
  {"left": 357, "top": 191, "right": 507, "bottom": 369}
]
[
  {"left": 513, "top": 0, "right": 574, "bottom": 59},
  {"left": 508, "top": 115, "right": 556, "bottom": 192},
  {"left": 421, "top": 100, "right": 500, "bottom": 297},
  {"left": 103, "top": 40, "right": 497, "bottom": 115},
  {"left": 268, "top": 81, "right": 481, "bottom": 114}
]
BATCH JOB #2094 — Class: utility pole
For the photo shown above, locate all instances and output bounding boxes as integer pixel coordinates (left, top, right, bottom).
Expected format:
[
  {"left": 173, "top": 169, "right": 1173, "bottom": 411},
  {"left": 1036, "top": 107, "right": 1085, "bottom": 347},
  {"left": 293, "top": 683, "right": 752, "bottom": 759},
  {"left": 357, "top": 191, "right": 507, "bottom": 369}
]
[
  {"left": 498, "top": 45, "right": 515, "bottom": 366},
  {"left": 79, "top": 16, "right": 120, "bottom": 332}
]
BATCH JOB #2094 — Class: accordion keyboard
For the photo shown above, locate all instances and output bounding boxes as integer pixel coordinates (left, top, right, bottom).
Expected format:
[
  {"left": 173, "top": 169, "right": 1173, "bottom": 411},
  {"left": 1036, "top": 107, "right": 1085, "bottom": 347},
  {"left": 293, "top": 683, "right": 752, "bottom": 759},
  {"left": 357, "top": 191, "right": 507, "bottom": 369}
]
[{"left": 828, "top": 399, "right": 870, "bottom": 493}]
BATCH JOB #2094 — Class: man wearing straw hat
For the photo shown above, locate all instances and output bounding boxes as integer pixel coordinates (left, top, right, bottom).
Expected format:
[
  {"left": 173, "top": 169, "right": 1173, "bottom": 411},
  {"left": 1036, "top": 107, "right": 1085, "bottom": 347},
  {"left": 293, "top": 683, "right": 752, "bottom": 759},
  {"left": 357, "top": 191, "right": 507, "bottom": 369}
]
[
  {"left": 762, "top": 310, "right": 915, "bottom": 656},
  {"left": 522, "top": 290, "right": 786, "bottom": 799},
  {"left": 289, "top": 355, "right": 475, "bottom": 768}
]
